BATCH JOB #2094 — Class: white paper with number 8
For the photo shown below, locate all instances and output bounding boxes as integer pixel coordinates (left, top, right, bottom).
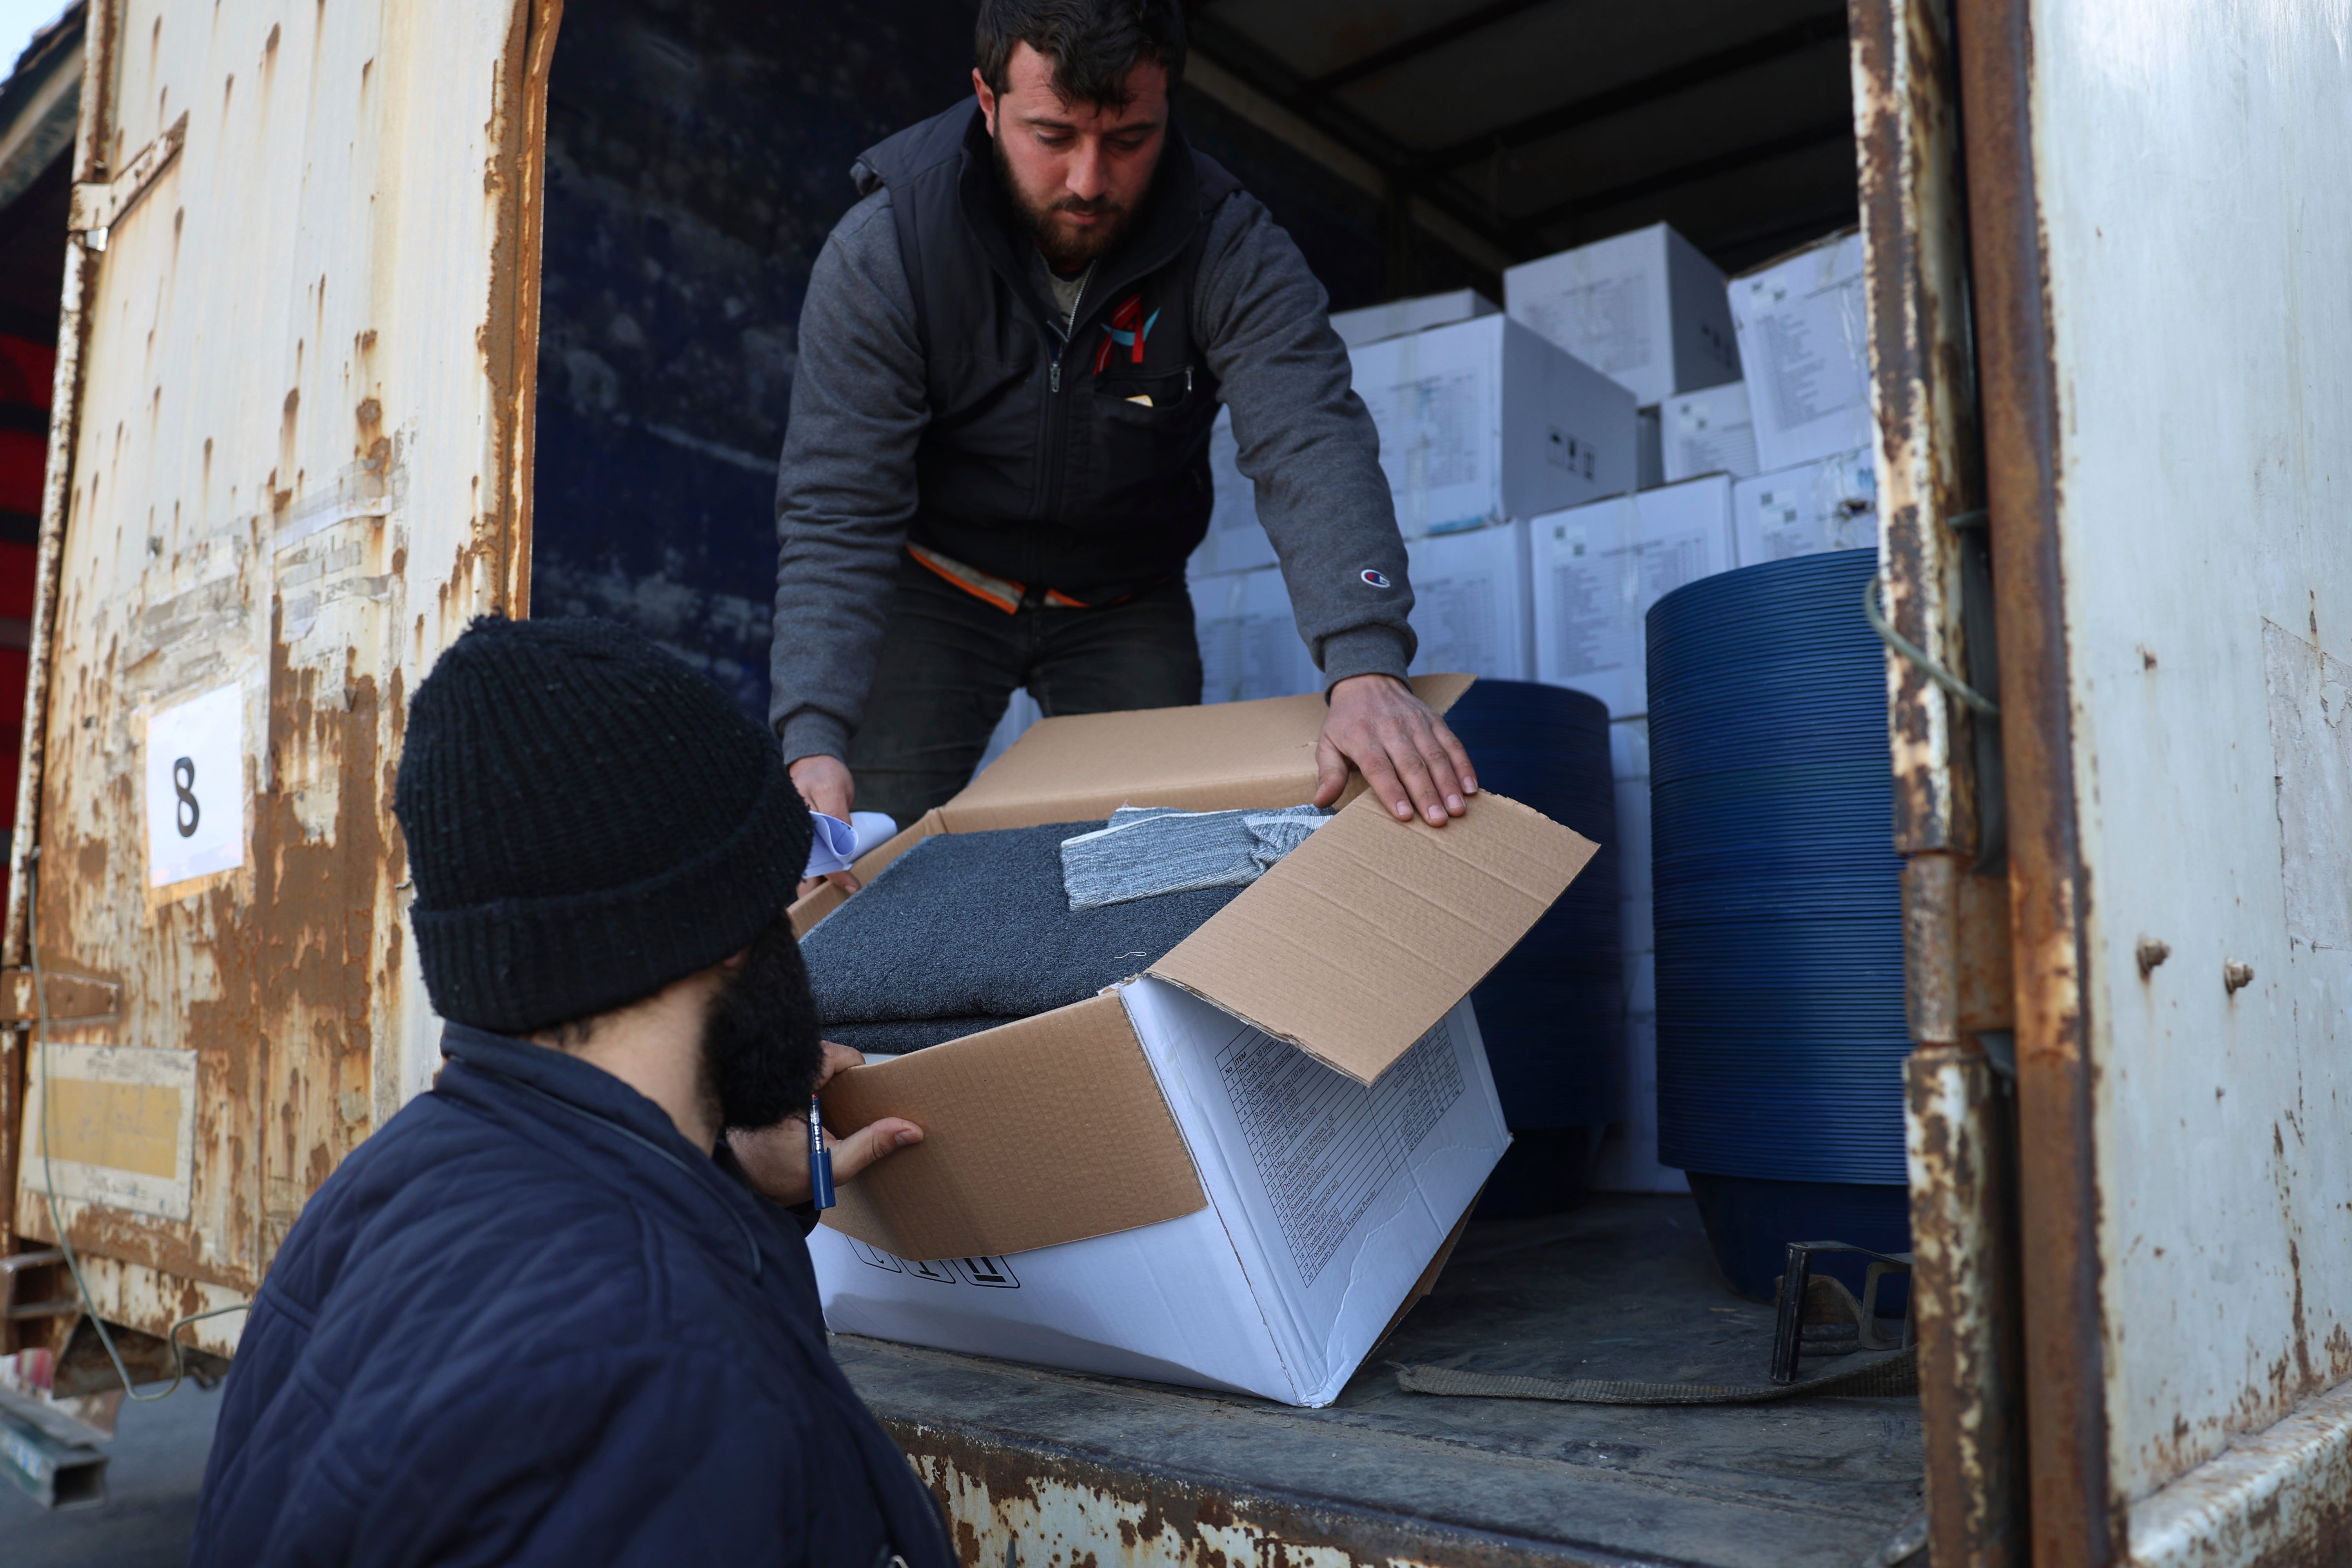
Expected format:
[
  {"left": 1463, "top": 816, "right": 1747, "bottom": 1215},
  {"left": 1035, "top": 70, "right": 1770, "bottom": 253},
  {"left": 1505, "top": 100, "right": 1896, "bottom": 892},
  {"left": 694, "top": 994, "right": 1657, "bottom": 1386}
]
[{"left": 145, "top": 682, "right": 246, "bottom": 888}]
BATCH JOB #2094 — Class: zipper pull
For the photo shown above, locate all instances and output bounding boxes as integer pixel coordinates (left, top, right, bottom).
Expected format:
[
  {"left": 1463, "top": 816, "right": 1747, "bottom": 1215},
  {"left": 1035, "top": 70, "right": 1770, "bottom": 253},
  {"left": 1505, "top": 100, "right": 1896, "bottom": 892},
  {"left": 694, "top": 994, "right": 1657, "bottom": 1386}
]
[
  {"left": 1050, "top": 340, "right": 1062, "bottom": 394},
  {"left": 1185, "top": 365, "right": 1193, "bottom": 395}
]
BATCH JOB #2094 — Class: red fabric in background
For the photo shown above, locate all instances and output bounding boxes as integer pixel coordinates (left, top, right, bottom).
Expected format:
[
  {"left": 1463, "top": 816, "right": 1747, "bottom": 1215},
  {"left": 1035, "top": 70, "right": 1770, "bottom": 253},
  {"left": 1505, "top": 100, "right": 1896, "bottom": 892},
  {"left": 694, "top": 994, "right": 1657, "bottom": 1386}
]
[
  {"left": 0, "top": 539, "right": 34, "bottom": 619},
  {"left": 0, "top": 430, "right": 44, "bottom": 516},
  {"left": 0, "top": 649, "right": 24, "bottom": 728},
  {"left": 0, "top": 334, "right": 56, "bottom": 408}
]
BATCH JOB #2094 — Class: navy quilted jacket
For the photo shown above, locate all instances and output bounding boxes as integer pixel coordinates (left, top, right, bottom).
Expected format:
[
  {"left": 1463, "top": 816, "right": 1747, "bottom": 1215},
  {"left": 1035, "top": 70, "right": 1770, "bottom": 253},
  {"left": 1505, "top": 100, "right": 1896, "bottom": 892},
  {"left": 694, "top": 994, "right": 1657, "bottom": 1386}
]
[{"left": 187, "top": 1025, "right": 952, "bottom": 1568}]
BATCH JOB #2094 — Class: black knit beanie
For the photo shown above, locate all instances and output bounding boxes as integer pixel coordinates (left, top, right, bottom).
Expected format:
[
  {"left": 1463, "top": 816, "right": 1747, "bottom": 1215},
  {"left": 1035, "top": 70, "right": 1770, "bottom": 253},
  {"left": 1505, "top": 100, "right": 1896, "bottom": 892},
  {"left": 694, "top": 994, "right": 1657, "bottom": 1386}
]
[{"left": 394, "top": 615, "right": 811, "bottom": 1035}]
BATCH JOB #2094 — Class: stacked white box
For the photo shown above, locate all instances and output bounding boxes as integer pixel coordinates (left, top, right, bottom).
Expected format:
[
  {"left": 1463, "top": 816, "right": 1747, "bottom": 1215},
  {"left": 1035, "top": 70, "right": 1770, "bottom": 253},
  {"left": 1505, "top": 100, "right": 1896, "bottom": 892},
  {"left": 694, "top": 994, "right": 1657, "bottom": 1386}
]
[
  {"left": 1525, "top": 479, "right": 1733, "bottom": 1198},
  {"left": 1350, "top": 315, "right": 1638, "bottom": 538},
  {"left": 1528, "top": 474, "right": 1736, "bottom": 717},
  {"left": 1196, "top": 567, "right": 1322, "bottom": 704},
  {"left": 1403, "top": 521, "right": 1534, "bottom": 682},
  {"left": 1636, "top": 407, "right": 1664, "bottom": 490},
  {"left": 1329, "top": 288, "right": 1498, "bottom": 350},
  {"left": 1731, "top": 447, "right": 1879, "bottom": 564},
  {"left": 1727, "top": 229, "right": 1872, "bottom": 473},
  {"left": 1186, "top": 407, "right": 1274, "bottom": 580},
  {"left": 1503, "top": 222, "right": 1742, "bottom": 407},
  {"left": 1590, "top": 720, "right": 1685, "bottom": 1192},
  {"left": 1661, "top": 380, "right": 1760, "bottom": 483}
]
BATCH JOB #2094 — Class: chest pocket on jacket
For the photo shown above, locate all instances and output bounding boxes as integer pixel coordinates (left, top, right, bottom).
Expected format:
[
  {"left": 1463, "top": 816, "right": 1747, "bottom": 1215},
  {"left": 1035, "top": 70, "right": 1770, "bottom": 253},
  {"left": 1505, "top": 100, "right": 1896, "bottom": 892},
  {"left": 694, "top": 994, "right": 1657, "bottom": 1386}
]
[{"left": 1068, "top": 365, "right": 1214, "bottom": 531}]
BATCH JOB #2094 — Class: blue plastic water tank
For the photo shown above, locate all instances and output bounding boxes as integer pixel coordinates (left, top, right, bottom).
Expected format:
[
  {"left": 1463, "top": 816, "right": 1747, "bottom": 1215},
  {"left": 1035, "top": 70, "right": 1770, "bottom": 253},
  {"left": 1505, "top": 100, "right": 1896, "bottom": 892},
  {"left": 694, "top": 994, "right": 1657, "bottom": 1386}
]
[
  {"left": 1444, "top": 679, "right": 1621, "bottom": 1214},
  {"left": 1645, "top": 550, "right": 1910, "bottom": 1301}
]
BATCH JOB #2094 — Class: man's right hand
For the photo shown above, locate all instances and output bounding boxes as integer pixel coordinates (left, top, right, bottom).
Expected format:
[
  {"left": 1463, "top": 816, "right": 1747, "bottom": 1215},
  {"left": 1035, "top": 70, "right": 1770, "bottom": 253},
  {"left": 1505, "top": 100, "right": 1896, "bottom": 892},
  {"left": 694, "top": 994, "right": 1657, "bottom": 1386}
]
[{"left": 790, "top": 755, "right": 863, "bottom": 898}]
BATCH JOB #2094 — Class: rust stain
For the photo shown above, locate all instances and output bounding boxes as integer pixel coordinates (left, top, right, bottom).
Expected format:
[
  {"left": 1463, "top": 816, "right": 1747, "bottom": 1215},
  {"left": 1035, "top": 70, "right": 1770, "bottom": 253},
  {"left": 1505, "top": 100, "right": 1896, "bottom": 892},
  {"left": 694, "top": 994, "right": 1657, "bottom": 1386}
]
[
  {"left": 1953, "top": 0, "right": 2117, "bottom": 1558},
  {"left": 476, "top": 0, "right": 563, "bottom": 620},
  {"left": 886, "top": 1419, "right": 1547, "bottom": 1567}
]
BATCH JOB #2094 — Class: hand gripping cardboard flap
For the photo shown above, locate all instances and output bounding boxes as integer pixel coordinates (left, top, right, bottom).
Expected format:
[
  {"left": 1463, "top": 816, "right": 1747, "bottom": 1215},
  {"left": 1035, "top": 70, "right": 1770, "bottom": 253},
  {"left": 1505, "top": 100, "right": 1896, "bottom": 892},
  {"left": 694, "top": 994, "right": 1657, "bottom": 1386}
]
[{"left": 806, "top": 675, "right": 1600, "bottom": 1266}]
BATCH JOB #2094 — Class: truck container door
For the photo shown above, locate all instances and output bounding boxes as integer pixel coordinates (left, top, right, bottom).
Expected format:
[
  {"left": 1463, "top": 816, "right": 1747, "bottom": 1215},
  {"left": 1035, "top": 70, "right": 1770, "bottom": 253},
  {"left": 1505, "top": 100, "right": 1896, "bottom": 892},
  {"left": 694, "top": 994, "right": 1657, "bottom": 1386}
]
[
  {"left": 3, "top": 0, "right": 551, "bottom": 1357},
  {"left": 1958, "top": 0, "right": 2352, "bottom": 1561}
]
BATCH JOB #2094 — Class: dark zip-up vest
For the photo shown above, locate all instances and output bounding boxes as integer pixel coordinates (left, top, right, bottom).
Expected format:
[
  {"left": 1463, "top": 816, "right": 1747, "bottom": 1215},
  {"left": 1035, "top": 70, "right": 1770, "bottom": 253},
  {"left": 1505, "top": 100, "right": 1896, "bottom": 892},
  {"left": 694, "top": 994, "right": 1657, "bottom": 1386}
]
[{"left": 853, "top": 101, "right": 1242, "bottom": 603}]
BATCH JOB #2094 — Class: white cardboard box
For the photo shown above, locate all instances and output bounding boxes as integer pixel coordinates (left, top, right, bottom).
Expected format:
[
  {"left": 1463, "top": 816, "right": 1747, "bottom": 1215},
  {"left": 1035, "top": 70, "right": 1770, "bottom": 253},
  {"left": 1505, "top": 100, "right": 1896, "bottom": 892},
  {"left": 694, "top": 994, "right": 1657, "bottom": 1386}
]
[
  {"left": 1530, "top": 474, "right": 1735, "bottom": 715},
  {"left": 1350, "top": 314, "right": 1638, "bottom": 537},
  {"left": 1636, "top": 406, "right": 1664, "bottom": 490},
  {"left": 1195, "top": 566, "right": 1321, "bottom": 704},
  {"left": 792, "top": 688, "right": 1593, "bottom": 1407},
  {"left": 1661, "top": 380, "right": 1760, "bottom": 483},
  {"left": 1732, "top": 447, "right": 1879, "bottom": 564},
  {"left": 813, "top": 987, "right": 1504, "bottom": 1405},
  {"left": 1727, "top": 229, "right": 1872, "bottom": 474},
  {"left": 1186, "top": 407, "right": 1275, "bottom": 579},
  {"left": 1329, "top": 287, "right": 1499, "bottom": 350},
  {"left": 1404, "top": 521, "right": 1534, "bottom": 682},
  {"left": 1504, "top": 222, "right": 1742, "bottom": 407}
]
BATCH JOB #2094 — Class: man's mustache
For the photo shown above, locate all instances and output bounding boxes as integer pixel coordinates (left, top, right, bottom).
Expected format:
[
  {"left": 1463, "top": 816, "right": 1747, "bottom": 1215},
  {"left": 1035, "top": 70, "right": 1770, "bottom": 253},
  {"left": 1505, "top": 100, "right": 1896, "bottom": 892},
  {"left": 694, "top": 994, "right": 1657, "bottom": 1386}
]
[{"left": 1051, "top": 195, "right": 1123, "bottom": 217}]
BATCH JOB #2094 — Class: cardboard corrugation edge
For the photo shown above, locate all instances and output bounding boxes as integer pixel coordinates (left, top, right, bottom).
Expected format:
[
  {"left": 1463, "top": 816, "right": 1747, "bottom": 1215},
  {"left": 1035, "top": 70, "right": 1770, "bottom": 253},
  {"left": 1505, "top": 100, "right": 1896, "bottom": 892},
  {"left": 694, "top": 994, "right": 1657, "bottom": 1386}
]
[
  {"left": 935, "top": 674, "right": 1476, "bottom": 833},
  {"left": 816, "top": 993, "right": 1207, "bottom": 1261},
  {"left": 1146, "top": 789, "right": 1597, "bottom": 1087}
]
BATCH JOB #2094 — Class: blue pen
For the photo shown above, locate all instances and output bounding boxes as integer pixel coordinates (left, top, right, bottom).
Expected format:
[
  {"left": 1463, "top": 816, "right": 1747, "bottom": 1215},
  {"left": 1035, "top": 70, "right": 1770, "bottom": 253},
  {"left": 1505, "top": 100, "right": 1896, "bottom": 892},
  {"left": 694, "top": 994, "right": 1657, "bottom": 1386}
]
[{"left": 808, "top": 1094, "right": 835, "bottom": 1210}]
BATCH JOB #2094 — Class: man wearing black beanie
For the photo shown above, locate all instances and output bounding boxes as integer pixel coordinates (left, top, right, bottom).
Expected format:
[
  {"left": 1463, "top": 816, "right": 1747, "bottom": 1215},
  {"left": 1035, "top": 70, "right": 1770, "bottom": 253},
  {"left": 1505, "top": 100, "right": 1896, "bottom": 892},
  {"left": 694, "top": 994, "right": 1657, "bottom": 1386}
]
[{"left": 187, "top": 615, "right": 953, "bottom": 1568}]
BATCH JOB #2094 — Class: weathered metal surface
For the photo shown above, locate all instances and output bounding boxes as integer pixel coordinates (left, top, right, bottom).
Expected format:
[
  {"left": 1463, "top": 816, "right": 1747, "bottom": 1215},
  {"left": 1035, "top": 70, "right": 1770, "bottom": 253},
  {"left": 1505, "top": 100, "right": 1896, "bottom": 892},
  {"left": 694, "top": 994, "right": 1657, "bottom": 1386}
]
[
  {"left": 1949, "top": 0, "right": 2112, "bottom": 1561},
  {"left": 2125, "top": 1377, "right": 2352, "bottom": 1568},
  {"left": 1901, "top": 857, "right": 2016, "bottom": 1053},
  {"left": 2011, "top": 0, "right": 2352, "bottom": 1547},
  {"left": 889, "top": 1420, "right": 1634, "bottom": 1568},
  {"left": 2, "top": 0, "right": 555, "bottom": 1347},
  {"left": 1847, "top": 0, "right": 1984, "bottom": 861},
  {"left": 1905, "top": 1047, "right": 2024, "bottom": 1568},
  {"left": 1959, "top": 0, "right": 2352, "bottom": 1557},
  {"left": 1851, "top": 1, "right": 2027, "bottom": 1557},
  {"left": 0, "top": 0, "right": 105, "bottom": 1285}
]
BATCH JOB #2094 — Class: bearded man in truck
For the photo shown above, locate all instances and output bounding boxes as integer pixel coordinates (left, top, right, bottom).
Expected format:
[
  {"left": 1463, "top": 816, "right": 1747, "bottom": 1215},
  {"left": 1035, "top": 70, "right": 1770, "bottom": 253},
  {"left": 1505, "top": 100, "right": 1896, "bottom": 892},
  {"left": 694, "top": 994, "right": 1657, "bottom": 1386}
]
[
  {"left": 773, "top": 0, "right": 1477, "bottom": 863},
  {"left": 187, "top": 615, "right": 950, "bottom": 1568}
]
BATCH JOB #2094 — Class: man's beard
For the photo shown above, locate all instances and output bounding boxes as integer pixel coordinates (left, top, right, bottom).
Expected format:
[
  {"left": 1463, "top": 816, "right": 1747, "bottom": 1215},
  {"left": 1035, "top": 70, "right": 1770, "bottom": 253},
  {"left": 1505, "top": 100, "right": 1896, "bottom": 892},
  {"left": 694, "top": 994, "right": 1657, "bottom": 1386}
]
[
  {"left": 699, "top": 913, "right": 826, "bottom": 1133},
  {"left": 992, "top": 132, "right": 1138, "bottom": 270}
]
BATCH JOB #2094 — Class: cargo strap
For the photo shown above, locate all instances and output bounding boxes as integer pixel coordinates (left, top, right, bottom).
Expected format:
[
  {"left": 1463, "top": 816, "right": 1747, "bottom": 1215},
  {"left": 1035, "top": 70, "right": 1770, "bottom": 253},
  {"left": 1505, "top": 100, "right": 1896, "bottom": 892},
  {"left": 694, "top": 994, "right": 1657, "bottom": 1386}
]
[
  {"left": 908, "top": 544, "right": 1103, "bottom": 615},
  {"left": 1394, "top": 1345, "right": 1918, "bottom": 1405}
]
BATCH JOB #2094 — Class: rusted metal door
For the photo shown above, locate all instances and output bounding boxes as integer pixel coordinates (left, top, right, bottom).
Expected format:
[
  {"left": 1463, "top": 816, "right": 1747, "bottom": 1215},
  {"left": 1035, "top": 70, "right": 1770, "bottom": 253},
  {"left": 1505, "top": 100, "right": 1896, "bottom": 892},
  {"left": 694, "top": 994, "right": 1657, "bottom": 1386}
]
[
  {"left": 1957, "top": 0, "right": 2352, "bottom": 1563},
  {"left": 1848, "top": 0, "right": 2027, "bottom": 1562},
  {"left": 2, "top": 0, "right": 553, "bottom": 1357}
]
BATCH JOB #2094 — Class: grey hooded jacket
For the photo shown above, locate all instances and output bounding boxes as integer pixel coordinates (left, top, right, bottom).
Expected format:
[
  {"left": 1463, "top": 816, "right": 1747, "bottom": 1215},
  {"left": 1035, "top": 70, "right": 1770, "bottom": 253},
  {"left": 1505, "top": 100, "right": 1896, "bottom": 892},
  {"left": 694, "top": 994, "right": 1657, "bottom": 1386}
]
[{"left": 770, "top": 102, "right": 1416, "bottom": 764}]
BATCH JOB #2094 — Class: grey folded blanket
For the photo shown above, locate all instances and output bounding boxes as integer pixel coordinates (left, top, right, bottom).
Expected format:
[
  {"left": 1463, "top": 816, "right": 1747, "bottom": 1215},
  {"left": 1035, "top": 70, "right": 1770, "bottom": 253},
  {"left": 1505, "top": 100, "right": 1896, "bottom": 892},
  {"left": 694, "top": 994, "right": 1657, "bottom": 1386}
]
[
  {"left": 801, "top": 820, "right": 1243, "bottom": 1027},
  {"left": 1060, "top": 804, "right": 1329, "bottom": 910}
]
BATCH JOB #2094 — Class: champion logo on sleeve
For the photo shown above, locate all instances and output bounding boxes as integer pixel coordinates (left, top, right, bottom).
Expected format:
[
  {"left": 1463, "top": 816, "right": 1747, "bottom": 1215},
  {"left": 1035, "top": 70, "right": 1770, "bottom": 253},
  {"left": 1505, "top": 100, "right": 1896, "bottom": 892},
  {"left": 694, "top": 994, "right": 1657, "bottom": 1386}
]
[{"left": 1360, "top": 569, "right": 1392, "bottom": 588}]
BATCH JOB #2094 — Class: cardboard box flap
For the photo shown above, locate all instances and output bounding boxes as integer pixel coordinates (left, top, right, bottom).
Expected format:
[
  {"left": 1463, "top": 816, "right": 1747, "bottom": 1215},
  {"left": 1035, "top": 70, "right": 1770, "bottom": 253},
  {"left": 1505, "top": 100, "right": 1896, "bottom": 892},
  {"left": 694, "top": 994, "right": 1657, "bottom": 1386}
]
[
  {"left": 817, "top": 994, "right": 1205, "bottom": 1260},
  {"left": 940, "top": 673, "right": 1475, "bottom": 832},
  {"left": 1147, "top": 789, "right": 1597, "bottom": 1085}
]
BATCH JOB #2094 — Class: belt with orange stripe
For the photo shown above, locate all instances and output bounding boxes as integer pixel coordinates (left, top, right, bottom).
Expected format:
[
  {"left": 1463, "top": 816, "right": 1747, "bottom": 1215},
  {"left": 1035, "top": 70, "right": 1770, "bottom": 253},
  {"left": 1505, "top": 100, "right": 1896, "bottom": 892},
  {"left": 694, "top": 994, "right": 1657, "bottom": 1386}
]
[{"left": 907, "top": 543, "right": 1134, "bottom": 614}]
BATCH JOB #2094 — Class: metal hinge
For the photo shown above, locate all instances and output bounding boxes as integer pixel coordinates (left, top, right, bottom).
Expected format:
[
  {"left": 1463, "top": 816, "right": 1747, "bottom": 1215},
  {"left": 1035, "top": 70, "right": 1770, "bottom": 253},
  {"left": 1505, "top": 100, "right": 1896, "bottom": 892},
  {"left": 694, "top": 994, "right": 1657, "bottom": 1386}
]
[
  {"left": 1, "top": 1249, "right": 73, "bottom": 1322},
  {"left": 67, "top": 111, "right": 188, "bottom": 253}
]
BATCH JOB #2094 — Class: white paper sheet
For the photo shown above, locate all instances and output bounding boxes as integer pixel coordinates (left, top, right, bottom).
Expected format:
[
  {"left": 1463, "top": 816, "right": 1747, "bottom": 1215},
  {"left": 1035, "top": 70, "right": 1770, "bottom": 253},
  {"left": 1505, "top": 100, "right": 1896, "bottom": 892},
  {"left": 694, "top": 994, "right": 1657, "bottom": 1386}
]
[{"left": 145, "top": 682, "right": 246, "bottom": 888}]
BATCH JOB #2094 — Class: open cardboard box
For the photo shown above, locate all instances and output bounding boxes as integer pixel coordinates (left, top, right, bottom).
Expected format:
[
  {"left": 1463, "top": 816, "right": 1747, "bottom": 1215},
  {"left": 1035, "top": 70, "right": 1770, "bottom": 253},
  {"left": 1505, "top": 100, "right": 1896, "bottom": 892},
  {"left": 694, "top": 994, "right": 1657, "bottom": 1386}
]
[{"left": 795, "top": 675, "right": 1598, "bottom": 1405}]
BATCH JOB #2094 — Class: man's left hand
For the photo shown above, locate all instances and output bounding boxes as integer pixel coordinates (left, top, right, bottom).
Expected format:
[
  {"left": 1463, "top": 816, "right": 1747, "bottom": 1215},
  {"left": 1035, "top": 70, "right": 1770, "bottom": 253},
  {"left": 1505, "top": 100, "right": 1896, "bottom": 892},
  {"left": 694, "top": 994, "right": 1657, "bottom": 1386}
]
[
  {"left": 1315, "top": 673, "right": 1478, "bottom": 826},
  {"left": 728, "top": 1042, "right": 922, "bottom": 1207}
]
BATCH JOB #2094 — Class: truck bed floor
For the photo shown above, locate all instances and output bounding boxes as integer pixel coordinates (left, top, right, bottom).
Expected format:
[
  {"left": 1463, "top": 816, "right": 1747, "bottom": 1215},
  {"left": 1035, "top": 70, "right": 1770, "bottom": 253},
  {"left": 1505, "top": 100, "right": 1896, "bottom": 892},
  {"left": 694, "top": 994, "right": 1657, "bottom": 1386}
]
[{"left": 835, "top": 1192, "right": 1924, "bottom": 1567}]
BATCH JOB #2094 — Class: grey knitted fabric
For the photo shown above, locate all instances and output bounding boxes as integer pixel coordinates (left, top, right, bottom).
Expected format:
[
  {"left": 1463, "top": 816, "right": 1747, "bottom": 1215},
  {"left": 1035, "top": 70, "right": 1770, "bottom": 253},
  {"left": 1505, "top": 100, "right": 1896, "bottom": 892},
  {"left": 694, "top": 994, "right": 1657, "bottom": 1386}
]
[
  {"left": 800, "top": 820, "right": 1243, "bottom": 1027},
  {"left": 822, "top": 1016, "right": 1020, "bottom": 1053},
  {"left": 1060, "top": 804, "right": 1328, "bottom": 910}
]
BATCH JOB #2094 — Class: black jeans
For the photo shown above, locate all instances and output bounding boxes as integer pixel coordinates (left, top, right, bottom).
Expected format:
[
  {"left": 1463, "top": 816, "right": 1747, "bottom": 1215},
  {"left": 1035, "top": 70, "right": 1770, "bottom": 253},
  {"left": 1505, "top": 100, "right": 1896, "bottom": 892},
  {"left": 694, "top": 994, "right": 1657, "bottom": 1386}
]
[{"left": 844, "top": 555, "right": 1203, "bottom": 825}]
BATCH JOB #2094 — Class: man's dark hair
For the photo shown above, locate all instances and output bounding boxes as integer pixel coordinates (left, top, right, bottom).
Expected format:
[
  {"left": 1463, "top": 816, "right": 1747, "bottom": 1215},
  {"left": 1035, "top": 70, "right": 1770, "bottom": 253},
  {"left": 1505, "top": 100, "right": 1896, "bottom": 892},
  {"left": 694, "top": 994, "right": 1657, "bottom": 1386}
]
[{"left": 976, "top": 0, "right": 1187, "bottom": 110}]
